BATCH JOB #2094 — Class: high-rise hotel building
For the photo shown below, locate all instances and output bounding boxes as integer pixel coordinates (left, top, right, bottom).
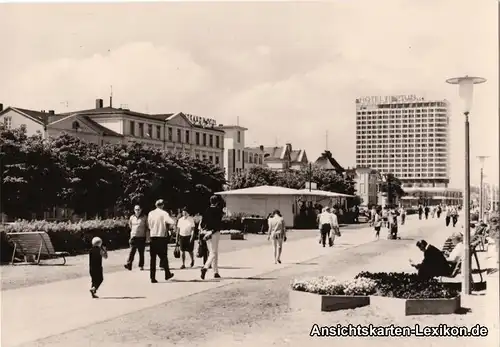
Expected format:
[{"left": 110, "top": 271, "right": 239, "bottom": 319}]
[{"left": 355, "top": 95, "right": 450, "bottom": 188}]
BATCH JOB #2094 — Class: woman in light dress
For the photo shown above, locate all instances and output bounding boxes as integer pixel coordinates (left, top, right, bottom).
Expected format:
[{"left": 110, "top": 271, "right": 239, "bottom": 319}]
[{"left": 268, "top": 210, "right": 287, "bottom": 264}]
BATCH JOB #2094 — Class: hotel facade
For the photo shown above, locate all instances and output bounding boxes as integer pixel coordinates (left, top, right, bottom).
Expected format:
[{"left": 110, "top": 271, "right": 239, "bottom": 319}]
[{"left": 355, "top": 95, "right": 450, "bottom": 188}]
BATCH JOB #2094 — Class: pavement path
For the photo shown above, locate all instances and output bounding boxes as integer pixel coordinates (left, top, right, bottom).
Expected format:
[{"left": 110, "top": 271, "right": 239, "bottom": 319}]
[{"left": 0, "top": 216, "right": 459, "bottom": 347}]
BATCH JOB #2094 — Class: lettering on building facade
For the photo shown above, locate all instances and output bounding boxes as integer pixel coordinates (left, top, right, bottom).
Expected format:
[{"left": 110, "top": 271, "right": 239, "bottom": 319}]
[
  {"left": 356, "top": 95, "right": 425, "bottom": 105},
  {"left": 186, "top": 114, "right": 217, "bottom": 128}
]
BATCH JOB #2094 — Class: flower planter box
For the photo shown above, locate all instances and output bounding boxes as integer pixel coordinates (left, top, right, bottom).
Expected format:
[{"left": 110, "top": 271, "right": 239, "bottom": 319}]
[
  {"left": 289, "top": 290, "right": 370, "bottom": 312},
  {"left": 230, "top": 233, "right": 245, "bottom": 240},
  {"left": 370, "top": 295, "right": 461, "bottom": 316}
]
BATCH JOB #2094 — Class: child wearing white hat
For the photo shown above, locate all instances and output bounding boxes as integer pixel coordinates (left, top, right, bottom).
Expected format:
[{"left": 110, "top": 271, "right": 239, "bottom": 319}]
[{"left": 89, "top": 237, "right": 108, "bottom": 298}]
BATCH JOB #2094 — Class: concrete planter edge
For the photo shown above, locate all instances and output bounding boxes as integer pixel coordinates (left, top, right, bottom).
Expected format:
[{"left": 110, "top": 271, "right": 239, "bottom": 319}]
[{"left": 289, "top": 289, "right": 370, "bottom": 312}]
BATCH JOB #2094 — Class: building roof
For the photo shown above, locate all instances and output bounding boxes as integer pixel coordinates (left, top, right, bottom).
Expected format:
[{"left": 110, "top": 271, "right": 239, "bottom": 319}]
[
  {"left": 290, "top": 149, "right": 306, "bottom": 163},
  {"left": 216, "top": 185, "right": 302, "bottom": 196},
  {"left": 216, "top": 125, "right": 248, "bottom": 131},
  {"left": 314, "top": 152, "right": 345, "bottom": 172},
  {"left": 297, "top": 189, "right": 355, "bottom": 197},
  {"left": 48, "top": 114, "right": 124, "bottom": 137},
  {"left": 0, "top": 107, "right": 61, "bottom": 125}
]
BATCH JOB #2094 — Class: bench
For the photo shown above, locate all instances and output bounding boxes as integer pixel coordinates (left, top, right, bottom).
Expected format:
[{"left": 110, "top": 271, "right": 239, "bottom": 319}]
[{"left": 7, "top": 231, "right": 69, "bottom": 265}]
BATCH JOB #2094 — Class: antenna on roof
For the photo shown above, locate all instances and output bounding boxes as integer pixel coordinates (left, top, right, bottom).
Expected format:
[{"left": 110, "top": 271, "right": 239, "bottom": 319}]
[
  {"left": 275, "top": 137, "right": 278, "bottom": 146},
  {"left": 237, "top": 116, "right": 239, "bottom": 126},
  {"left": 325, "top": 130, "right": 328, "bottom": 150},
  {"left": 109, "top": 85, "right": 113, "bottom": 108}
]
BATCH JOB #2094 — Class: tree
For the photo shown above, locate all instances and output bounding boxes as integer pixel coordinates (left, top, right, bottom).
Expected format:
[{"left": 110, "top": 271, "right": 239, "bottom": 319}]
[
  {"left": 228, "top": 166, "right": 278, "bottom": 190},
  {"left": 378, "top": 173, "right": 405, "bottom": 205},
  {"left": 228, "top": 165, "right": 355, "bottom": 195},
  {"left": 1, "top": 125, "right": 66, "bottom": 218}
]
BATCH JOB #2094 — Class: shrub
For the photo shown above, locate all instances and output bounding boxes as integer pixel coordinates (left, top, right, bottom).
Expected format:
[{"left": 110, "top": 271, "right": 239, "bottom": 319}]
[
  {"left": 4, "top": 218, "right": 131, "bottom": 254},
  {"left": 355, "top": 271, "right": 459, "bottom": 299},
  {"left": 291, "top": 276, "right": 377, "bottom": 296}
]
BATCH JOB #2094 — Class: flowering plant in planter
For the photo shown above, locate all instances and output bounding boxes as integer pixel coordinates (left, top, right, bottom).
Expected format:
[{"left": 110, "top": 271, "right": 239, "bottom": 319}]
[
  {"left": 291, "top": 276, "right": 377, "bottom": 296},
  {"left": 355, "top": 271, "right": 459, "bottom": 299}
]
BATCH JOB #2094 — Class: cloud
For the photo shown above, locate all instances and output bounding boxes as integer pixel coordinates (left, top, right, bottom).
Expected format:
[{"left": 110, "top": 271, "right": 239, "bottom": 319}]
[{"left": 0, "top": 0, "right": 497, "bottom": 187}]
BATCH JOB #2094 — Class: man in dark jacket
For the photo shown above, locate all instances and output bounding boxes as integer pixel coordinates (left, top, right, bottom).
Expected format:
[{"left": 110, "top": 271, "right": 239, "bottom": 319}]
[{"left": 409, "top": 240, "right": 452, "bottom": 279}]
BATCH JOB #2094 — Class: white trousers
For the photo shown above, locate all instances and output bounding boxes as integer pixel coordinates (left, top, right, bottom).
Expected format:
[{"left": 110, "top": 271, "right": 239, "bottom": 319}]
[{"left": 203, "top": 231, "right": 220, "bottom": 273}]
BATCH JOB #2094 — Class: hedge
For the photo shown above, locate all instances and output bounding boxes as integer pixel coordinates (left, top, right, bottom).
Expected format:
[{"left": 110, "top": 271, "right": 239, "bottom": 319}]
[{"left": 4, "top": 219, "right": 130, "bottom": 256}]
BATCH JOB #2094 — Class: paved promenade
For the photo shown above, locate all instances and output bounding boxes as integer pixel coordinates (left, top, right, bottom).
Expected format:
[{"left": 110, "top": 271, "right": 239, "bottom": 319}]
[{"left": 0, "top": 216, "right": 458, "bottom": 347}]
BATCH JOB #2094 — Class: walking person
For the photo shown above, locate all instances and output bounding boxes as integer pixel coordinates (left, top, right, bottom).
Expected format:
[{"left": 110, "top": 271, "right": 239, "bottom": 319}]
[
  {"left": 424, "top": 206, "right": 430, "bottom": 220},
  {"left": 374, "top": 209, "right": 382, "bottom": 239},
  {"left": 124, "top": 205, "right": 148, "bottom": 271},
  {"left": 147, "top": 199, "right": 175, "bottom": 283},
  {"left": 200, "top": 195, "right": 224, "bottom": 280},
  {"left": 445, "top": 206, "right": 452, "bottom": 227},
  {"left": 89, "top": 237, "right": 108, "bottom": 298},
  {"left": 437, "top": 205, "right": 442, "bottom": 219},
  {"left": 318, "top": 207, "right": 333, "bottom": 247},
  {"left": 418, "top": 205, "right": 423, "bottom": 220},
  {"left": 382, "top": 207, "right": 389, "bottom": 228},
  {"left": 267, "top": 210, "right": 287, "bottom": 264},
  {"left": 176, "top": 207, "right": 195, "bottom": 269},
  {"left": 398, "top": 206, "right": 406, "bottom": 225},
  {"left": 451, "top": 206, "right": 459, "bottom": 227}
]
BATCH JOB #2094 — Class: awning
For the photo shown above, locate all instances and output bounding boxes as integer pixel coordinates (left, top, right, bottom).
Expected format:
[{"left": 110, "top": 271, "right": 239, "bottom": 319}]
[
  {"left": 215, "top": 185, "right": 302, "bottom": 196},
  {"left": 297, "top": 189, "right": 355, "bottom": 198}
]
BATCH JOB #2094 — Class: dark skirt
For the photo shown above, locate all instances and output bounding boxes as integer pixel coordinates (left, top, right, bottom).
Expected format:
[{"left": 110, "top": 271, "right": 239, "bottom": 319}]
[{"left": 179, "top": 235, "right": 194, "bottom": 252}]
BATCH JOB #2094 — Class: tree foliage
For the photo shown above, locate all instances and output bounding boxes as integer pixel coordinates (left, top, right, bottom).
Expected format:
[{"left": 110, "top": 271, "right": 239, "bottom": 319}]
[
  {"left": 0, "top": 125, "right": 225, "bottom": 218},
  {"left": 378, "top": 173, "right": 405, "bottom": 205},
  {"left": 228, "top": 165, "right": 355, "bottom": 195}
]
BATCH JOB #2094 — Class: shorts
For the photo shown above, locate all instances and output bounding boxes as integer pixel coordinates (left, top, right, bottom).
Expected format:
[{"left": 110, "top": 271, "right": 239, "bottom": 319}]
[{"left": 179, "top": 235, "right": 194, "bottom": 252}]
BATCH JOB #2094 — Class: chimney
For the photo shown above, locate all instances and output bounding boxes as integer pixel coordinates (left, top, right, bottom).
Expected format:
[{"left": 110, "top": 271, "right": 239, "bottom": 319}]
[
  {"left": 0, "top": 103, "right": 3, "bottom": 112},
  {"left": 49, "top": 110, "right": 55, "bottom": 115},
  {"left": 286, "top": 143, "right": 292, "bottom": 152},
  {"left": 259, "top": 145, "right": 264, "bottom": 151},
  {"left": 96, "top": 99, "right": 104, "bottom": 109}
]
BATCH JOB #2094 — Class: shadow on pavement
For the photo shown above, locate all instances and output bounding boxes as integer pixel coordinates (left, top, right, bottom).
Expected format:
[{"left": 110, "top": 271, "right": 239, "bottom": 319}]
[
  {"left": 294, "top": 262, "right": 318, "bottom": 265},
  {"left": 221, "top": 277, "right": 277, "bottom": 281},
  {"left": 218, "top": 266, "right": 251, "bottom": 270},
  {"left": 99, "top": 296, "right": 146, "bottom": 300},
  {"left": 455, "top": 307, "right": 472, "bottom": 315}
]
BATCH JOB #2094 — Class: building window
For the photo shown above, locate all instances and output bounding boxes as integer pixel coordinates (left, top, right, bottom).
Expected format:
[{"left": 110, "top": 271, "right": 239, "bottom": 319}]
[
  {"left": 216, "top": 136, "right": 220, "bottom": 148},
  {"left": 196, "top": 154, "right": 200, "bottom": 159},
  {"left": 156, "top": 125, "right": 161, "bottom": 139},
  {"left": 202, "top": 154, "right": 206, "bottom": 160},
  {"left": 209, "top": 155, "right": 213, "bottom": 163},
  {"left": 185, "top": 130, "right": 190, "bottom": 143},
  {"left": 203, "top": 133, "right": 207, "bottom": 146},
  {"left": 196, "top": 132, "right": 200, "bottom": 145},
  {"left": 209, "top": 134, "right": 213, "bottom": 147},
  {"left": 259, "top": 156, "right": 262, "bottom": 164},
  {"left": 249, "top": 155, "right": 253, "bottom": 163},
  {"left": 215, "top": 156, "right": 220, "bottom": 165},
  {"left": 168, "top": 127, "right": 173, "bottom": 141},
  {"left": 3, "top": 116, "right": 12, "bottom": 129},
  {"left": 130, "top": 121, "right": 135, "bottom": 136},
  {"left": 237, "top": 131, "right": 241, "bottom": 143},
  {"left": 237, "top": 150, "right": 241, "bottom": 161},
  {"left": 147, "top": 124, "right": 153, "bottom": 138},
  {"left": 177, "top": 129, "right": 182, "bottom": 143},
  {"left": 138, "top": 123, "right": 144, "bottom": 137}
]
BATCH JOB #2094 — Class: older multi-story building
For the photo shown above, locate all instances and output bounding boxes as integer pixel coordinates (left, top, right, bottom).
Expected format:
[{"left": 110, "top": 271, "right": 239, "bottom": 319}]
[
  {"left": 245, "top": 143, "right": 308, "bottom": 171},
  {"left": 347, "top": 167, "right": 381, "bottom": 207},
  {"left": 355, "top": 95, "right": 450, "bottom": 188},
  {"left": 0, "top": 99, "right": 225, "bottom": 169}
]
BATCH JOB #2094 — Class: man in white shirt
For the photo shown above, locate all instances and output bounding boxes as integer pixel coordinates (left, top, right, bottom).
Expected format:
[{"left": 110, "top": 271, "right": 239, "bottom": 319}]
[
  {"left": 147, "top": 199, "right": 176, "bottom": 283},
  {"left": 318, "top": 207, "right": 332, "bottom": 247},
  {"left": 447, "top": 232, "right": 464, "bottom": 266}
]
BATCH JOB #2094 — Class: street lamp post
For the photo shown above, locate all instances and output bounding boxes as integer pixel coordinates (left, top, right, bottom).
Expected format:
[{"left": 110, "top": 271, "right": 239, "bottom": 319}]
[
  {"left": 446, "top": 75, "right": 487, "bottom": 295},
  {"left": 476, "top": 156, "right": 489, "bottom": 220}
]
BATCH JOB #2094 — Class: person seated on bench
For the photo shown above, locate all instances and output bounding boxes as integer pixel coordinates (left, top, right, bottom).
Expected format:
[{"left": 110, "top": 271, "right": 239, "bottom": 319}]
[
  {"left": 409, "top": 240, "right": 452, "bottom": 279},
  {"left": 445, "top": 232, "right": 464, "bottom": 270}
]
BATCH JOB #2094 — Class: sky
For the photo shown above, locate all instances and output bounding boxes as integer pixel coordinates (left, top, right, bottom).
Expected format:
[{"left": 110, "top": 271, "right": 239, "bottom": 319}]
[{"left": 0, "top": 0, "right": 498, "bottom": 188}]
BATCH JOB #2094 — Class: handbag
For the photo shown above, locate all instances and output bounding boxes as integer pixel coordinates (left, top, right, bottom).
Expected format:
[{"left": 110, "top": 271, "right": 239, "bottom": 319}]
[
  {"left": 334, "top": 226, "right": 341, "bottom": 237},
  {"left": 173, "top": 245, "right": 181, "bottom": 259},
  {"left": 196, "top": 240, "right": 205, "bottom": 258}
]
